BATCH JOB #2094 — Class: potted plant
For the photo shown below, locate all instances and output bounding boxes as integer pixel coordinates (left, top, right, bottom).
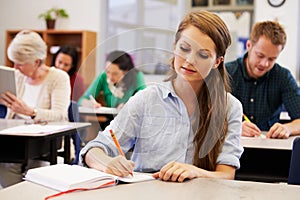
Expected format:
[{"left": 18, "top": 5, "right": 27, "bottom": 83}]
[{"left": 38, "top": 7, "right": 69, "bottom": 29}]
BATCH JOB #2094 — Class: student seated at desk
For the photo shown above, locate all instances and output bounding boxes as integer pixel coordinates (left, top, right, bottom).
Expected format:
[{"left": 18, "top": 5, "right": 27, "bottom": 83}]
[
  {"left": 78, "top": 50, "right": 146, "bottom": 110},
  {"left": 0, "top": 30, "right": 70, "bottom": 188},
  {"left": 225, "top": 21, "right": 300, "bottom": 139},
  {"left": 52, "top": 45, "right": 85, "bottom": 102},
  {"left": 52, "top": 45, "right": 86, "bottom": 153},
  {"left": 79, "top": 11, "right": 244, "bottom": 182},
  {"left": 78, "top": 50, "right": 146, "bottom": 130}
]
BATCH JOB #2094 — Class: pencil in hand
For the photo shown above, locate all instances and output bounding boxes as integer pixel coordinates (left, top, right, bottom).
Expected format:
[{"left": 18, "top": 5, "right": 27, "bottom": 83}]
[
  {"left": 109, "top": 129, "right": 125, "bottom": 157},
  {"left": 109, "top": 129, "right": 133, "bottom": 176},
  {"left": 89, "top": 94, "right": 97, "bottom": 104}
]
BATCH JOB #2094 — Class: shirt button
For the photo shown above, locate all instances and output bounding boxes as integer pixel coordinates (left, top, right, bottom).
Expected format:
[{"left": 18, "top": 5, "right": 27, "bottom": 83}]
[
  {"left": 250, "top": 116, "right": 254, "bottom": 120},
  {"left": 250, "top": 98, "right": 254, "bottom": 102},
  {"left": 254, "top": 81, "right": 257, "bottom": 85}
]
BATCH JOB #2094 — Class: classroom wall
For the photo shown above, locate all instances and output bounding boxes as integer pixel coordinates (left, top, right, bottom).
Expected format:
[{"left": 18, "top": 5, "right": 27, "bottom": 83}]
[
  {"left": 0, "top": 0, "right": 102, "bottom": 71},
  {"left": 254, "top": 0, "right": 300, "bottom": 80},
  {"left": 1, "top": 0, "right": 299, "bottom": 81}
]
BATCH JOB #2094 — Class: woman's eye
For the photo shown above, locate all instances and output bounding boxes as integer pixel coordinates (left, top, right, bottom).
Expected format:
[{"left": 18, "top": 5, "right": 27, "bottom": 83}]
[
  {"left": 198, "top": 52, "right": 209, "bottom": 59},
  {"left": 180, "top": 46, "right": 190, "bottom": 52}
]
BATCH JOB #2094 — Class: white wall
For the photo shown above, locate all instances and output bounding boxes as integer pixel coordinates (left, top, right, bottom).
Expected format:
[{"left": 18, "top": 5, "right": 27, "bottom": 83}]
[
  {"left": 254, "top": 1, "right": 300, "bottom": 80},
  {"left": 1, "top": 0, "right": 300, "bottom": 81},
  {"left": 0, "top": 0, "right": 102, "bottom": 70}
]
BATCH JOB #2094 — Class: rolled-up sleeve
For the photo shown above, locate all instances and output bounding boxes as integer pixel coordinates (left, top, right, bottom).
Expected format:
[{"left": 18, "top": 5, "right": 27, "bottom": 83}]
[
  {"left": 216, "top": 94, "right": 244, "bottom": 169},
  {"left": 79, "top": 130, "right": 116, "bottom": 167},
  {"left": 79, "top": 87, "right": 145, "bottom": 167}
]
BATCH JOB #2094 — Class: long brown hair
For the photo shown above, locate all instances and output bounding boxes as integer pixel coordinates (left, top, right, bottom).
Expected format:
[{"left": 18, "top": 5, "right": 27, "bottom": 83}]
[{"left": 169, "top": 11, "right": 232, "bottom": 170}]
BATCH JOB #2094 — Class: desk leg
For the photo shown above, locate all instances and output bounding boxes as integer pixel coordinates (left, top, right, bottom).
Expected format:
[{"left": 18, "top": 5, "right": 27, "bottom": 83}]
[
  {"left": 49, "top": 139, "right": 57, "bottom": 165},
  {"left": 64, "top": 135, "right": 71, "bottom": 164}
]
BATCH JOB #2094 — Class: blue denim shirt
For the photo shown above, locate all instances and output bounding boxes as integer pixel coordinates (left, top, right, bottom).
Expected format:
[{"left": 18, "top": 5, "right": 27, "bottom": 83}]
[{"left": 79, "top": 81, "right": 243, "bottom": 171}]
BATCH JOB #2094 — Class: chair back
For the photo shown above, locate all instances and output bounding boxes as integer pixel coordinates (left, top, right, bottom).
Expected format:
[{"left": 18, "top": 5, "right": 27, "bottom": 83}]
[
  {"left": 68, "top": 101, "right": 82, "bottom": 164},
  {"left": 0, "top": 105, "right": 7, "bottom": 118},
  {"left": 69, "top": 101, "right": 80, "bottom": 122},
  {"left": 288, "top": 137, "right": 300, "bottom": 185}
]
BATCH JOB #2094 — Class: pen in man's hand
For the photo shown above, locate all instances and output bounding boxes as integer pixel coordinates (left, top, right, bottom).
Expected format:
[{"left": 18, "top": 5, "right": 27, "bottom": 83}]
[
  {"left": 109, "top": 129, "right": 133, "bottom": 176},
  {"left": 243, "top": 114, "right": 251, "bottom": 122}
]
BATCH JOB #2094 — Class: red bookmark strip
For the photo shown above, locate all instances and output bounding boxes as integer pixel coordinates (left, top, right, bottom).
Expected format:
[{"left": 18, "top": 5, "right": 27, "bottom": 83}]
[{"left": 44, "top": 180, "right": 116, "bottom": 200}]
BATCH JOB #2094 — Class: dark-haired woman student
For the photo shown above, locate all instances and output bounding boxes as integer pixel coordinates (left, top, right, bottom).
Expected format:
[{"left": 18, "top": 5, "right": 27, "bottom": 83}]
[
  {"left": 78, "top": 50, "right": 146, "bottom": 110},
  {"left": 52, "top": 45, "right": 85, "bottom": 102}
]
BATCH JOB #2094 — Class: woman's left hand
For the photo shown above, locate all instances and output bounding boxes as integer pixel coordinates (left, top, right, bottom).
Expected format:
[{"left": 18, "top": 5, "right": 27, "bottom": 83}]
[
  {"left": 0, "top": 91, "right": 32, "bottom": 116},
  {"left": 152, "top": 161, "right": 200, "bottom": 182}
]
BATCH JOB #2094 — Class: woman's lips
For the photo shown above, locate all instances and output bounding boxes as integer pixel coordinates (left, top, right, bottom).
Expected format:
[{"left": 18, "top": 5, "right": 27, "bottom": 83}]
[{"left": 181, "top": 66, "right": 196, "bottom": 73}]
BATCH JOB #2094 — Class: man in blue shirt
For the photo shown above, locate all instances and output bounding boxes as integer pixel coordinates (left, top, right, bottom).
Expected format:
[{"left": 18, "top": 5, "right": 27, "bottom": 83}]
[{"left": 226, "top": 21, "right": 300, "bottom": 139}]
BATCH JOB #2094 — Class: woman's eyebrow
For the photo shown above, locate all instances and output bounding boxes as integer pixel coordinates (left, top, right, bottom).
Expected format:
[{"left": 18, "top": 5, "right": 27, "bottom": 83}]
[{"left": 198, "top": 49, "right": 212, "bottom": 55}]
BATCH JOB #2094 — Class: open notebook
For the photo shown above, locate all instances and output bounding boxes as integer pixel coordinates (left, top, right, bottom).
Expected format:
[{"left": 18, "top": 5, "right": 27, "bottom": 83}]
[{"left": 24, "top": 164, "right": 155, "bottom": 192}]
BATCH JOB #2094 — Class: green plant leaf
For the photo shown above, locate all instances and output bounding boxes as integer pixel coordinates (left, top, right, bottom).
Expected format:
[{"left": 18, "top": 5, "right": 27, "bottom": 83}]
[{"left": 38, "top": 7, "right": 69, "bottom": 20}]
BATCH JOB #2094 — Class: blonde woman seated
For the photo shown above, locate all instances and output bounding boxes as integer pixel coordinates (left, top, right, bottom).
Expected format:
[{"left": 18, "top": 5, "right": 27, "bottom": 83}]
[{"left": 0, "top": 30, "right": 70, "bottom": 188}]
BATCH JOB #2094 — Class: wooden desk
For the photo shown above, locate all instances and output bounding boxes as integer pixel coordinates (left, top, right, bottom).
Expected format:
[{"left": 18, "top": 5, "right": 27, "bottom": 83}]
[
  {"left": 0, "top": 119, "right": 90, "bottom": 165},
  {"left": 237, "top": 136, "right": 298, "bottom": 183},
  {"left": 0, "top": 178, "right": 299, "bottom": 199}
]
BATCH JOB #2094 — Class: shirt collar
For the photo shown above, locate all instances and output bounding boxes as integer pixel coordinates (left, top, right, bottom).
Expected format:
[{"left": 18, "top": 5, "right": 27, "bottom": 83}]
[{"left": 160, "top": 81, "right": 178, "bottom": 99}]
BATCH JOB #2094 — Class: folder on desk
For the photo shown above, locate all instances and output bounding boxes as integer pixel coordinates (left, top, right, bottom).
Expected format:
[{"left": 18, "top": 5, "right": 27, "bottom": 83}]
[{"left": 0, "top": 124, "right": 72, "bottom": 135}]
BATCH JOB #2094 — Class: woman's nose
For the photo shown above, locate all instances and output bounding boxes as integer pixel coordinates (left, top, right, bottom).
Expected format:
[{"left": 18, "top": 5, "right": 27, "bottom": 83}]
[{"left": 185, "top": 54, "right": 196, "bottom": 66}]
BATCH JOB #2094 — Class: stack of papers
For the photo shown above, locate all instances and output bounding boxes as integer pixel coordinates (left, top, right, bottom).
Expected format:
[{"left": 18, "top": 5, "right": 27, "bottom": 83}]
[
  {"left": 0, "top": 124, "right": 73, "bottom": 135},
  {"left": 79, "top": 106, "right": 119, "bottom": 115}
]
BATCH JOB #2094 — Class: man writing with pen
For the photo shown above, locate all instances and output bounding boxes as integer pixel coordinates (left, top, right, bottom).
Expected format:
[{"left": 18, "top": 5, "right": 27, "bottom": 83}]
[{"left": 226, "top": 20, "right": 300, "bottom": 139}]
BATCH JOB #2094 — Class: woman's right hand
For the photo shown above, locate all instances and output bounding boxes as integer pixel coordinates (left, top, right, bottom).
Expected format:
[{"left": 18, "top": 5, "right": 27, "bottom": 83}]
[
  {"left": 0, "top": 91, "right": 33, "bottom": 116},
  {"left": 81, "top": 98, "right": 101, "bottom": 108},
  {"left": 104, "top": 155, "right": 135, "bottom": 177},
  {"left": 85, "top": 147, "right": 134, "bottom": 177}
]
